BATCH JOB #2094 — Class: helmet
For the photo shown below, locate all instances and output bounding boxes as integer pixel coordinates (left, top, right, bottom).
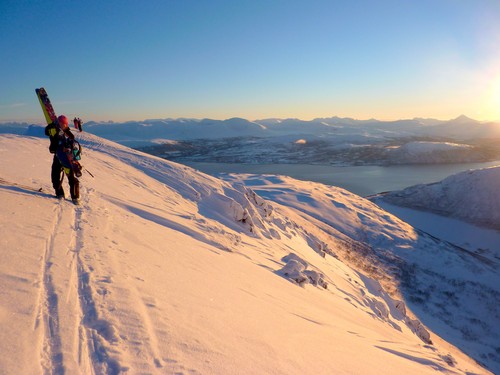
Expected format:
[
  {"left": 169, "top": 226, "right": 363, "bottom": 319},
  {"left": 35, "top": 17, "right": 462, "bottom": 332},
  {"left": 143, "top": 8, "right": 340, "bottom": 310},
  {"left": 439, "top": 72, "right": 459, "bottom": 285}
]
[{"left": 57, "top": 115, "right": 69, "bottom": 129}]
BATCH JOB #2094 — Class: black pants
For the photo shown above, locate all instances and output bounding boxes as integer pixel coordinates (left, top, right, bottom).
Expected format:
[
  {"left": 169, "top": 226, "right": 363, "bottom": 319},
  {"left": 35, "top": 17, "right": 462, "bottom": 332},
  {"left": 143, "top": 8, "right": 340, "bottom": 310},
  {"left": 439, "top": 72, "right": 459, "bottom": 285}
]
[{"left": 51, "top": 155, "right": 79, "bottom": 199}]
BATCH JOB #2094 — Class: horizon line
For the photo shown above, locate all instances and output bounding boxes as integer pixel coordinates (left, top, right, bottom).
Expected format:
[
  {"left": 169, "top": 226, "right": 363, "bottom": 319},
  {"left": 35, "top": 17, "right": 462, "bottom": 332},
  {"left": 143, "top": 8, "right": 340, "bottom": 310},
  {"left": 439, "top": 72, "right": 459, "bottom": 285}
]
[{"left": 1, "top": 114, "right": 499, "bottom": 125}]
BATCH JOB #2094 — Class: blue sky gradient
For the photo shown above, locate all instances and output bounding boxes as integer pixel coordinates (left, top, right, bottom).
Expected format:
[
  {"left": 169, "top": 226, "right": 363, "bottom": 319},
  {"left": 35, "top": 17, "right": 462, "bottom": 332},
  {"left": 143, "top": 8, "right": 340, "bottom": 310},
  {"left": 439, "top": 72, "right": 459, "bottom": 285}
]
[{"left": 1, "top": 0, "right": 499, "bottom": 122}]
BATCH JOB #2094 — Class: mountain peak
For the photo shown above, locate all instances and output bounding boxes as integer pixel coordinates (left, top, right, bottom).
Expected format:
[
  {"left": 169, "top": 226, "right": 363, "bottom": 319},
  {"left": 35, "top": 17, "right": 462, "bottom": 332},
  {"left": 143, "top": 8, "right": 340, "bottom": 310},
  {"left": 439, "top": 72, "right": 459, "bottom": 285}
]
[{"left": 452, "top": 114, "right": 477, "bottom": 123}]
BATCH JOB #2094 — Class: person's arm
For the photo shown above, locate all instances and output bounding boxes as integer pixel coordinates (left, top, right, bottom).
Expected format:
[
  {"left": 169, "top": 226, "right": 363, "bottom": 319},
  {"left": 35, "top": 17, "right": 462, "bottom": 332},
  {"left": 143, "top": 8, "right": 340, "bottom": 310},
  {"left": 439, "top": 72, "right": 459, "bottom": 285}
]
[
  {"left": 64, "top": 127, "right": 75, "bottom": 140},
  {"left": 45, "top": 122, "right": 57, "bottom": 137}
]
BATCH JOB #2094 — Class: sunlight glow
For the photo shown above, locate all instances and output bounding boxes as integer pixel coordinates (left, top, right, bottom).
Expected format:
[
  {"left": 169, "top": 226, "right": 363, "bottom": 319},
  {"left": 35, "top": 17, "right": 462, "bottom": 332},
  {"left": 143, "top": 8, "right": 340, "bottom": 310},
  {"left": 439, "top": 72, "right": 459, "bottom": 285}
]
[{"left": 483, "top": 74, "right": 500, "bottom": 121}]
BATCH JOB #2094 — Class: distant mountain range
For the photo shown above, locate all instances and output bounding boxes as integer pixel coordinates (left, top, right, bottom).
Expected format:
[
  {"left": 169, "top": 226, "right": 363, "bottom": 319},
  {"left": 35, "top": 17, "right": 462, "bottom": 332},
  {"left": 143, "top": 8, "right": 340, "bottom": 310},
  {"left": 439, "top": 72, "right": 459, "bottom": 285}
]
[
  {"left": 78, "top": 115, "right": 500, "bottom": 146},
  {"left": 3, "top": 115, "right": 500, "bottom": 165}
]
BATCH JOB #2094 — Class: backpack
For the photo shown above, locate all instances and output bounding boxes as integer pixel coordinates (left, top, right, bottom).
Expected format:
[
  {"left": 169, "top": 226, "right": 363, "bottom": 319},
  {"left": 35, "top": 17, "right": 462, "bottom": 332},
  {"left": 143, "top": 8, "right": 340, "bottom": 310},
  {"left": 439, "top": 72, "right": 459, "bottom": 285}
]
[{"left": 56, "top": 137, "right": 83, "bottom": 177}]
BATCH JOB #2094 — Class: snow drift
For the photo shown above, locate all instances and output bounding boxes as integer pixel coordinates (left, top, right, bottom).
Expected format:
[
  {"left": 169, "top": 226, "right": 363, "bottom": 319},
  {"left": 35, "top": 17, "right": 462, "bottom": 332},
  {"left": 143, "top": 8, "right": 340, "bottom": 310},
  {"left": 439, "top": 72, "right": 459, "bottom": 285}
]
[{"left": 0, "top": 129, "right": 496, "bottom": 374}]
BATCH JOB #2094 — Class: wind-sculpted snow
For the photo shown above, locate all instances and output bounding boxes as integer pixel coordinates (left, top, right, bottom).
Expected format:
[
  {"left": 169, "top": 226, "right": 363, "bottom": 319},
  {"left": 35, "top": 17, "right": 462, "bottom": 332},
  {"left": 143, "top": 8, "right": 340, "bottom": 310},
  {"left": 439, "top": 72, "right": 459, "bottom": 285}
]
[
  {"left": 279, "top": 253, "right": 328, "bottom": 288},
  {"left": 0, "top": 132, "right": 495, "bottom": 374},
  {"left": 222, "top": 172, "right": 500, "bottom": 373}
]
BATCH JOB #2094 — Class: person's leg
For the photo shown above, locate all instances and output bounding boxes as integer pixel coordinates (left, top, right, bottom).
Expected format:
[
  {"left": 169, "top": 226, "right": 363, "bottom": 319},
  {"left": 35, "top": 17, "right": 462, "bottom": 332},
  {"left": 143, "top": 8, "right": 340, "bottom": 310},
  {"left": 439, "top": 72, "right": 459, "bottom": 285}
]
[
  {"left": 51, "top": 156, "right": 65, "bottom": 197},
  {"left": 67, "top": 169, "right": 80, "bottom": 202}
]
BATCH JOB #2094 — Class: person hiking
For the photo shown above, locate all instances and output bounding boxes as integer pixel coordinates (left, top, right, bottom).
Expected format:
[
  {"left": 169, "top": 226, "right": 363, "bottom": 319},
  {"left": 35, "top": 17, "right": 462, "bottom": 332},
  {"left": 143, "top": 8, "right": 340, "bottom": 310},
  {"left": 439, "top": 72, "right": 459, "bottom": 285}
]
[{"left": 44, "top": 115, "right": 81, "bottom": 205}]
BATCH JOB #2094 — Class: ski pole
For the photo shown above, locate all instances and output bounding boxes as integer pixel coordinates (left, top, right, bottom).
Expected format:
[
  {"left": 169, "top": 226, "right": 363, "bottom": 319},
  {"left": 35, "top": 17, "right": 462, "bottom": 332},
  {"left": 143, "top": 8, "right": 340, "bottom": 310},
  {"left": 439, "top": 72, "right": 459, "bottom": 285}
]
[{"left": 85, "top": 168, "right": 95, "bottom": 178}]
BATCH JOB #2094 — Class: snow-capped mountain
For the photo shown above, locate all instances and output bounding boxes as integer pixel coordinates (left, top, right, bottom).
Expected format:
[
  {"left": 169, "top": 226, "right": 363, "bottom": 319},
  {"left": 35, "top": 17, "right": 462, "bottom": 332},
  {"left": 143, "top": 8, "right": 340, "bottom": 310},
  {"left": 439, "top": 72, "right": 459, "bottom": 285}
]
[
  {"left": 0, "top": 129, "right": 497, "bottom": 374},
  {"left": 3, "top": 115, "right": 500, "bottom": 165},
  {"left": 377, "top": 166, "right": 500, "bottom": 230},
  {"left": 75, "top": 116, "right": 500, "bottom": 165},
  {"left": 84, "top": 115, "right": 500, "bottom": 145},
  {"left": 423, "top": 115, "right": 498, "bottom": 140}
]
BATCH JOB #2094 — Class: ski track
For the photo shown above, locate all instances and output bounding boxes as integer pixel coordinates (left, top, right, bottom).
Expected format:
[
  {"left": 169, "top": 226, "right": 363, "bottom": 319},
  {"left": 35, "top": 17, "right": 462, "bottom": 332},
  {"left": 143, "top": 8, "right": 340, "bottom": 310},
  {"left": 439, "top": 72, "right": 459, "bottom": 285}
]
[
  {"left": 39, "top": 203, "right": 65, "bottom": 375},
  {"left": 115, "top": 284, "right": 167, "bottom": 372},
  {"left": 75, "top": 189, "right": 125, "bottom": 375},
  {"left": 80, "top": 190, "right": 168, "bottom": 373},
  {"left": 77, "top": 257, "right": 121, "bottom": 375},
  {"left": 36, "top": 188, "right": 124, "bottom": 375},
  {"left": 70, "top": 191, "right": 105, "bottom": 374}
]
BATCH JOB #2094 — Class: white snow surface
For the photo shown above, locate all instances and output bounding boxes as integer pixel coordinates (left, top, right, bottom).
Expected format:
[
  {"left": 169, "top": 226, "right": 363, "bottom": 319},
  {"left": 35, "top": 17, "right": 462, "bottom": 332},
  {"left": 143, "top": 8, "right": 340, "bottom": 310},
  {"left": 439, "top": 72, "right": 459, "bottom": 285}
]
[
  {"left": 399, "top": 141, "right": 472, "bottom": 152},
  {"left": 372, "top": 201, "right": 500, "bottom": 265},
  {"left": 385, "top": 141, "right": 480, "bottom": 164},
  {"left": 380, "top": 166, "right": 500, "bottom": 230},
  {"left": 0, "top": 133, "right": 496, "bottom": 374}
]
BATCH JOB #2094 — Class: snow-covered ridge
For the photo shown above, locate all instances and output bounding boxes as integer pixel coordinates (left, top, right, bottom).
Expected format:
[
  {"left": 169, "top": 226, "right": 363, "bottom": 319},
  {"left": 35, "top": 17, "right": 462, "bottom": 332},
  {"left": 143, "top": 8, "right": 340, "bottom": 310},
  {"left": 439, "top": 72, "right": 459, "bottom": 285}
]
[
  {"left": 87, "top": 116, "right": 499, "bottom": 165},
  {"left": 380, "top": 166, "right": 500, "bottom": 230},
  {"left": 0, "top": 132, "right": 496, "bottom": 374},
  {"left": 3, "top": 119, "right": 500, "bottom": 165},
  {"left": 386, "top": 141, "right": 477, "bottom": 164},
  {"left": 3, "top": 115, "right": 500, "bottom": 143},
  {"left": 60, "top": 115, "right": 500, "bottom": 144},
  {"left": 395, "top": 141, "right": 472, "bottom": 152}
]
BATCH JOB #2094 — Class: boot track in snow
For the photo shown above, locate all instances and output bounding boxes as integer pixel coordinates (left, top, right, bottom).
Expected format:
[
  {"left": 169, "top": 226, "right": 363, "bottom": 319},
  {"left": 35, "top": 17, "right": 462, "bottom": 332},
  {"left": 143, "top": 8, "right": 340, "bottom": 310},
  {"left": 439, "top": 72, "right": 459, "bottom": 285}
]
[{"left": 34, "top": 189, "right": 122, "bottom": 374}]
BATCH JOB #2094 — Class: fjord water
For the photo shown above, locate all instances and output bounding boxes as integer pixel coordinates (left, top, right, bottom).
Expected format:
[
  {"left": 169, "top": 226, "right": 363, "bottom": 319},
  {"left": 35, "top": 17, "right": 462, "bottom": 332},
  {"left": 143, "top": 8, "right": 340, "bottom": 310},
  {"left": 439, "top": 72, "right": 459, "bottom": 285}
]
[{"left": 184, "top": 160, "right": 500, "bottom": 196}]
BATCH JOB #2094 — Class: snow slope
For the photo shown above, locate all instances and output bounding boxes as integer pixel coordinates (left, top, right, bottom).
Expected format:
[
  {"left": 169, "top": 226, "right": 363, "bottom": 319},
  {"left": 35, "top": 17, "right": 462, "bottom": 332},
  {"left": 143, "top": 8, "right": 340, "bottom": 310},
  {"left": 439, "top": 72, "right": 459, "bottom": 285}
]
[
  {"left": 220, "top": 173, "right": 500, "bottom": 373},
  {"left": 370, "top": 202, "right": 500, "bottom": 266},
  {"left": 0, "top": 131, "right": 495, "bottom": 374},
  {"left": 380, "top": 166, "right": 500, "bottom": 230}
]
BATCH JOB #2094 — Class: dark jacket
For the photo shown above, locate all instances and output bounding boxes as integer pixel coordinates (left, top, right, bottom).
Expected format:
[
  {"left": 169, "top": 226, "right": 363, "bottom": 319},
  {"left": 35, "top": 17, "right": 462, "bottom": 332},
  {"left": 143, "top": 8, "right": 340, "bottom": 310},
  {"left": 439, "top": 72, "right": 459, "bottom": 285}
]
[{"left": 45, "top": 122, "right": 75, "bottom": 154}]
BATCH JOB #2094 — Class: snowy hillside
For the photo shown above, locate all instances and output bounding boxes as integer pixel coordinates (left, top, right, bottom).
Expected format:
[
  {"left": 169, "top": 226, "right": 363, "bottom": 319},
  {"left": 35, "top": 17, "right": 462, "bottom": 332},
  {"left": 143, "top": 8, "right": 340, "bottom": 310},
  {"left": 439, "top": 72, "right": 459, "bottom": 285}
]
[
  {"left": 379, "top": 166, "right": 500, "bottom": 230},
  {"left": 220, "top": 173, "right": 500, "bottom": 373},
  {"left": 0, "top": 131, "right": 497, "bottom": 374},
  {"left": 385, "top": 141, "right": 480, "bottom": 164}
]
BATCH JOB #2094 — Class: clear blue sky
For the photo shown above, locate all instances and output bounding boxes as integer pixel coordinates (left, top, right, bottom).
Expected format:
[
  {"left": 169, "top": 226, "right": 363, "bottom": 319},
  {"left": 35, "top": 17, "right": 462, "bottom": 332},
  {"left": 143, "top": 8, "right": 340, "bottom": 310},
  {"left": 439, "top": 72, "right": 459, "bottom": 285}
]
[{"left": 1, "top": 0, "right": 499, "bottom": 122}]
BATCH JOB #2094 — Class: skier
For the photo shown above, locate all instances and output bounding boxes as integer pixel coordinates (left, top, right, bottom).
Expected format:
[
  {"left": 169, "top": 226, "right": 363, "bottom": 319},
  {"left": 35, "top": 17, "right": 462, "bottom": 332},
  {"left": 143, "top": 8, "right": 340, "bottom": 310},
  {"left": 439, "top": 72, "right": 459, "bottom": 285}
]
[{"left": 44, "top": 115, "right": 81, "bottom": 204}]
